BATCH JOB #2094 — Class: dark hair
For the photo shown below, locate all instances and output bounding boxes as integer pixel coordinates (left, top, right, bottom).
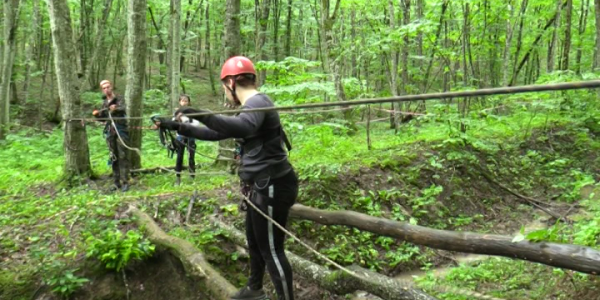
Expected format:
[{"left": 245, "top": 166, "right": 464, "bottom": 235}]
[
  {"left": 179, "top": 94, "right": 191, "bottom": 102},
  {"left": 222, "top": 74, "right": 256, "bottom": 88}
]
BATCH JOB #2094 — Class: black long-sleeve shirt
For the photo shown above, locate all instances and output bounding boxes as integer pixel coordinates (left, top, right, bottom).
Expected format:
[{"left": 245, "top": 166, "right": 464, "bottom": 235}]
[
  {"left": 177, "top": 93, "right": 291, "bottom": 182},
  {"left": 95, "top": 95, "right": 128, "bottom": 138}
]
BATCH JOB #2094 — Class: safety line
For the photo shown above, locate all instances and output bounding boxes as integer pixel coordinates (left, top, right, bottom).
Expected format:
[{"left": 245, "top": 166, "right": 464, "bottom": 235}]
[{"left": 67, "top": 80, "right": 600, "bottom": 122}]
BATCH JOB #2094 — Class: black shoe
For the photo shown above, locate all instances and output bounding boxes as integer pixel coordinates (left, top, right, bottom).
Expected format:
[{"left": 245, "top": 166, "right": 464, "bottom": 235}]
[
  {"left": 230, "top": 286, "right": 267, "bottom": 300},
  {"left": 121, "top": 184, "right": 129, "bottom": 192}
]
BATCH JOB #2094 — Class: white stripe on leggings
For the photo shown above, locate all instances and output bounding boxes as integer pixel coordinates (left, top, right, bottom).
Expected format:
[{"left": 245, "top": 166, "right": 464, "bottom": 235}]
[{"left": 268, "top": 206, "right": 290, "bottom": 300}]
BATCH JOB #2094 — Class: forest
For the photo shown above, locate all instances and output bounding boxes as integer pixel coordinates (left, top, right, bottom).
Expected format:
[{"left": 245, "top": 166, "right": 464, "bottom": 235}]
[{"left": 1, "top": 0, "right": 600, "bottom": 299}]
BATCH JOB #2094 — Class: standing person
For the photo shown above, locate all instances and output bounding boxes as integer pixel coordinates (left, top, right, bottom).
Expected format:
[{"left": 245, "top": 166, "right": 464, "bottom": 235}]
[
  {"left": 93, "top": 80, "right": 130, "bottom": 192},
  {"left": 155, "top": 56, "right": 297, "bottom": 300},
  {"left": 173, "top": 94, "right": 198, "bottom": 186}
]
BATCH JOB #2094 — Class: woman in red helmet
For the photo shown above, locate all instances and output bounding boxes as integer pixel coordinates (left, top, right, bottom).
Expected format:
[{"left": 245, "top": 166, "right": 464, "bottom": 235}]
[{"left": 156, "top": 56, "right": 297, "bottom": 300}]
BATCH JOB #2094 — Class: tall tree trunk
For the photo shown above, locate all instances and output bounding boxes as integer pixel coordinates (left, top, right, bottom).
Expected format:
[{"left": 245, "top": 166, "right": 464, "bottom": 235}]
[
  {"left": 180, "top": 0, "right": 205, "bottom": 73},
  {"left": 575, "top": 0, "right": 590, "bottom": 74},
  {"left": 205, "top": 2, "right": 217, "bottom": 95},
  {"left": 23, "top": 0, "right": 41, "bottom": 103},
  {"left": 148, "top": 6, "right": 167, "bottom": 65},
  {"left": 0, "top": 0, "right": 21, "bottom": 140},
  {"left": 82, "top": 0, "right": 114, "bottom": 91},
  {"left": 548, "top": 0, "right": 562, "bottom": 72},
  {"left": 594, "top": 0, "right": 600, "bottom": 71},
  {"left": 272, "top": 0, "right": 281, "bottom": 80},
  {"left": 561, "top": 0, "right": 573, "bottom": 70},
  {"left": 510, "top": 2, "right": 564, "bottom": 86},
  {"left": 223, "top": 0, "right": 241, "bottom": 59},
  {"left": 388, "top": 0, "right": 399, "bottom": 130},
  {"left": 462, "top": 2, "right": 470, "bottom": 87},
  {"left": 503, "top": 0, "right": 520, "bottom": 86},
  {"left": 170, "top": 0, "right": 182, "bottom": 110},
  {"left": 320, "top": 0, "right": 347, "bottom": 114},
  {"left": 285, "top": 0, "right": 293, "bottom": 57},
  {"left": 46, "top": 0, "right": 92, "bottom": 180},
  {"left": 255, "top": 0, "right": 271, "bottom": 86},
  {"left": 422, "top": 0, "right": 448, "bottom": 93},
  {"left": 401, "top": 0, "right": 410, "bottom": 96},
  {"left": 125, "top": 0, "right": 147, "bottom": 170},
  {"left": 220, "top": 0, "right": 241, "bottom": 168},
  {"left": 415, "top": 0, "right": 426, "bottom": 110},
  {"left": 511, "top": 0, "right": 528, "bottom": 83},
  {"left": 350, "top": 10, "right": 358, "bottom": 78}
]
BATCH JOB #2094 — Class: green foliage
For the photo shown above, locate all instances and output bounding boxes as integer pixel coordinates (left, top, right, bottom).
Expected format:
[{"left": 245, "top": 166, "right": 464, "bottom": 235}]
[
  {"left": 573, "top": 217, "right": 600, "bottom": 246},
  {"left": 85, "top": 229, "right": 155, "bottom": 271},
  {"left": 410, "top": 184, "right": 444, "bottom": 218},
  {"left": 46, "top": 268, "right": 90, "bottom": 298}
]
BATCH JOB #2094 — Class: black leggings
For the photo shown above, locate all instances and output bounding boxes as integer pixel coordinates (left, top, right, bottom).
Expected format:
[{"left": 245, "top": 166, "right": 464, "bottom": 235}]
[
  {"left": 246, "top": 170, "right": 298, "bottom": 300},
  {"left": 175, "top": 138, "right": 196, "bottom": 177},
  {"left": 106, "top": 134, "right": 129, "bottom": 185}
]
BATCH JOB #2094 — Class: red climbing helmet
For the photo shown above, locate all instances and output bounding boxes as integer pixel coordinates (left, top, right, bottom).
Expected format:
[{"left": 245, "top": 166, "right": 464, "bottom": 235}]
[{"left": 220, "top": 56, "right": 256, "bottom": 80}]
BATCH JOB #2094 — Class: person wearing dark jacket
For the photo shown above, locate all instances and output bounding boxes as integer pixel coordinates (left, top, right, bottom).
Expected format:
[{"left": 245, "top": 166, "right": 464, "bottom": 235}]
[
  {"left": 173, "top": 94, "right": 200, "bottom": 186},
  {"left": 93, "top": 80, "right": 130, "bottom": 192},
  {"left": 155, "top": 56, "right": 297, "bottom": 300}
]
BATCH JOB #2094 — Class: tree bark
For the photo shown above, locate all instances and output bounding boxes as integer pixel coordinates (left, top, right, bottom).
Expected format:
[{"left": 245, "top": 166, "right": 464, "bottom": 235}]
[
  {"left": 219, "top": 0, "right": 242, "bottom": 168},
  {"left": 127, "top": 206, "right": 237, "bottom": 300},
  {"left": 170, "top": 0, "right": 182, "bottom": 109},
  {"left": 210, "top": 216, "right": 438, "bottom": 300},
  {"left": 255, "top": 0, "right": 271, "bottom": 86},
  {"left": 81, "top": 0, "right": 114, "bottom": 91},
  {"left": 22, "top": 0, "right": 40, "bottom": 103},
  {"left": 223, "top": 0, "right": 241, "bottom": 59},
  {"left": 548, "top": 0, "right": 562, "bottom": 73},
  {"left": 0, "top": 0, "right": 21, "bottom": 140},
  {"left": 575, "top": 0, "right": 590, "bottom": 74},
  {"left": 503, "top": 0, "right": 523, "bottom": 86},
  {"left": 47, "top": 0, "right": 92, "bottom": 180},
  {"left": 388, "top": 0, "right": 399, "bottom": 130},
  {"left": 180, "top": 0, "right": 204, "bottom": 73},
  {"left": 285, "top": 0, "right": 293, "bottom": 57},
  {"left": 289, "top": 204, "right": 600, "bottom": 275},
  {"left": 594, "top": 0, "right": 600, "bottom": 70},
  {"left": 125, "top": 0, "right": 147, "bottom": 170},
  {"left": 399, "top": 0, "right": 410, "bottom": 124},
  {"left": 148, "top": 5, "right": 167, "bottom": 65},
  {"left": 561, "top": 0, "right": 573, "bottom": 70},
  {"left": 272, "top": 0, "right": 281, "bottom": 80},
  {"left": 422, "top": 0, "right": 448, "bottom": 93},
  {"left": 205, "top": 2, "right": 217, "bottom": 95},
  {"left": 510, "top": 2, "right": 565, "bottom": 86}
]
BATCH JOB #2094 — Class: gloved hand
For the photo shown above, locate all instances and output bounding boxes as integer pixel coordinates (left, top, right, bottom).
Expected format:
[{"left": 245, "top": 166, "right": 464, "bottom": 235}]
[{"left": 155, "top": 118, "right": 180, "bottom": 131}]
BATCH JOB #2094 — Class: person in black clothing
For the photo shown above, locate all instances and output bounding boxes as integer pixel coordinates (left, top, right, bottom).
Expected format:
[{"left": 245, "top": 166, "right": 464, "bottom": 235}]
[
  {"left": 173, "top": 94, "right": 198, "bottom": 186},
  {"left": 155, "top": 56, "right": 297, "bottom": 300},
  {"left": 93, "top": 80, "right": 130, "bottom": 192}
]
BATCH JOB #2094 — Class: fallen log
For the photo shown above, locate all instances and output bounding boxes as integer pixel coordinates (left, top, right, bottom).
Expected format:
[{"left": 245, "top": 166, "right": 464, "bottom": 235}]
[
  {"left": 289, "top": 204, "right": 600, "bottom": 275},
  {"left": 126, "top": 206, "right": 237, "bottom": 300},
  {"left": 209, "top": 216, "right": 438, "bottom": 300}
]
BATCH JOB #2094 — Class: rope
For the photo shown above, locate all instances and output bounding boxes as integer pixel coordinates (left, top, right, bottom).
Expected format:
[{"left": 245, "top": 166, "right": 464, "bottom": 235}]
[
  {"left": 241, "top": 194, "right": 359, "bottom": 278},
  {"left": 372, "top": 107, "right": 429, "bottom": 116},
  {"left": 108, "top": 111, "right": 141, "bottom": 157},
  {"left": 280, "top": 107, "right": 352, "bottom": 115},
  {"left": 241, "top": 194, "right": 506, "bottom": 300},
  {"left": 67, "top": 80, "right": 600, "bottom": 122}
]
